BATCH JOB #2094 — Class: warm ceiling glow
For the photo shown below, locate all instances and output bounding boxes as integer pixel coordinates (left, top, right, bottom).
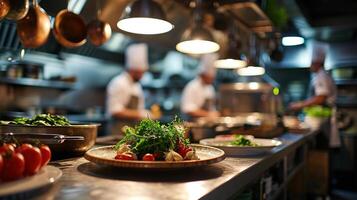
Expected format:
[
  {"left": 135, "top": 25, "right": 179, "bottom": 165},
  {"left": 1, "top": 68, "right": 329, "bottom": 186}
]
[
  {"left": 176, "top": 40, "right": 220, "bottom": 54},
  {"left": 282, "top": 36, "right": 304, "bottom": 46},
  {"left": 214, "top": 59, "right": 247, "bottom": 69},
  {"left": 117, "top": 17, "right": 173, "bottom": 35},
  {"left": 237, "top": 66, "right": 265, "bottom": 76}
]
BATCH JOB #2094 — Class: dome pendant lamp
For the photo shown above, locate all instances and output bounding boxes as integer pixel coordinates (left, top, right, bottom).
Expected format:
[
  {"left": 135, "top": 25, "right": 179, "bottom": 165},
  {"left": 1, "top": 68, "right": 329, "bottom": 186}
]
[
  {"left": 117, "top": 0, "right": 174, "bottom": 35},
  {"left": 176, "top": 0, "right": 220, "bottom": 54}
]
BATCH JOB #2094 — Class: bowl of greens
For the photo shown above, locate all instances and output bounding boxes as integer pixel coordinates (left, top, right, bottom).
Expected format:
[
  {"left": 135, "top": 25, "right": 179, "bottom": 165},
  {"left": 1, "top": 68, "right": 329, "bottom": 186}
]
[
  {"left": 200, "top": 134, "right": 282, "bottom": 156},
  {"left": 0, "top": 114, "right": 99, "bottom": 155}
]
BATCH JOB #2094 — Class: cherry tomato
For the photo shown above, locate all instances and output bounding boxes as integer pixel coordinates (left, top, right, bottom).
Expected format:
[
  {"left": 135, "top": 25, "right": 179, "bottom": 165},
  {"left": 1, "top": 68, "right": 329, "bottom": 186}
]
[
  {"left": 2, "top": 153, "right": 25, "bottom": 181},
  {"left": 142, "top": 153, "right": 155, "bottom": 161},
  {"left": 177, "top": 142, "right": 192, "bottom": 158},
  {"left": 21, "top": 146, "right": 42, "bottom": 175},
  {"left": 0, "top": 154, "right": 3, "bottom": 177},
  {"left": 15, "top": 143, "right": 33, "bottom": 153},
  {"left": 39, "top": 145, "right": 51, "bottom": 167},
  {"left": 153, "top": 152, "right": 161, "bottom": 160},
  {"left": 0, "top": 144, "right": 15, "bottom": 155},
  {"left": 115, "top": 153, "right": 135, "bottom": 160}
]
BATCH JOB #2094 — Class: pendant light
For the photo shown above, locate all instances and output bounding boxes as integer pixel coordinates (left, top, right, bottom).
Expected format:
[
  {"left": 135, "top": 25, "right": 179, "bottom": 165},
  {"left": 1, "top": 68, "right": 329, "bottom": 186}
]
[
  {"left": 117, "top": 0, "right": 174, "bottom": 35},
  {"left": 176, "top": 0, "right": 220, "bottom": 54},
  {"left": 237, "top": 34, "right": 265, "bottom": 76},
  {"left": 215, "top": 21, "right": 246, "bottom": 69}
]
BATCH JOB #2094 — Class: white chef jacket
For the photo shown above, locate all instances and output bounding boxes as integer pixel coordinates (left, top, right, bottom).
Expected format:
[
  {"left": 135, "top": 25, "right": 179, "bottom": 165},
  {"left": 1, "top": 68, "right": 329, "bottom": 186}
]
[
  {"left": 181, "top": 77, "right": 216, "bottom": 113},
  {"left": 311, "top": 69, "right": 337, "bottom": 106},
  {"left": 106, "top": 72, "right": 145, "bottom": 116}
]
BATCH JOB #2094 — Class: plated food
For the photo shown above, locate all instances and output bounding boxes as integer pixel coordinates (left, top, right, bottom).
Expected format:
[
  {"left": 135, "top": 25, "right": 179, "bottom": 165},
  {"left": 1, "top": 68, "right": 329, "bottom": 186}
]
[
  {"left": 0, "top": 141, "right": 51, "bottom": 182},
  {"left": 200, "top": 135, "right": 282, "bottom": 156},
  {"left": 1, "top": 114, "right": 71, "bottom": 126},
  {"left": 85, "top": 118, "right": 225, "bottom": 169}
]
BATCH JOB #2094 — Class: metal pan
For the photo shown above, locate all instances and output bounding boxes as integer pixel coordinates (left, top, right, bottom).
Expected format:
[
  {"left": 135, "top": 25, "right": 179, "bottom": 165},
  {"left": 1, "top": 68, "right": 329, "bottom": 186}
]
[
  {"left": 5, "top": 0, "right": 29, "bottom": 20},
  {"left": 0, "top": 0, "right": 10, "bottom": 20},
  {"left": 0, "top": 123, "right": 99, "bottom": 156}
]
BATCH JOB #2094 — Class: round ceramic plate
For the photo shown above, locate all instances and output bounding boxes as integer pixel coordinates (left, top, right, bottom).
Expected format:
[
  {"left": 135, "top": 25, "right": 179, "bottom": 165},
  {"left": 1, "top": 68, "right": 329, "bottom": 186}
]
[
  {"left": 84, "top": 144, "right": 225, "bottom": 169},
  {"left": 199, "top": 138, "right": 282, "bottom": 156},
  {"left": 0, "top": 166, "right": 62, "bottom": 198}
]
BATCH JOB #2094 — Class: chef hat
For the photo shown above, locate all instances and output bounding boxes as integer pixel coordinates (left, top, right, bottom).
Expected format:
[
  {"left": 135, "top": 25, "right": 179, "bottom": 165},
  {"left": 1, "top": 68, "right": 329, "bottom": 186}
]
[
  {"left": 198, "top": 53, "right": 218, "bottom": 76},
  {"left": 311, "top": 41, "right": 328, "bottom": 64},
  {"left": 125, "top": 43, "right": 149, "bottom": 70}
]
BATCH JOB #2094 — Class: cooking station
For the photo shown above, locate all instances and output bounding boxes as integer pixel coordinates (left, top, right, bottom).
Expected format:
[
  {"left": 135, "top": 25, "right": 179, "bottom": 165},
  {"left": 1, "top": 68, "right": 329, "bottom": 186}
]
[{"left": 27, "top": 131, "right": 314, "bottom": 200}]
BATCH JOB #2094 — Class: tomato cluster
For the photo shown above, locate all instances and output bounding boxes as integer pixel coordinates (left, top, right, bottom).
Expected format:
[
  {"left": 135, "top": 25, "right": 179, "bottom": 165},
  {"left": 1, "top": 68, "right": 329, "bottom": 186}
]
[{"left": 0, "top": 143, "right": 51, "bottom": 182}]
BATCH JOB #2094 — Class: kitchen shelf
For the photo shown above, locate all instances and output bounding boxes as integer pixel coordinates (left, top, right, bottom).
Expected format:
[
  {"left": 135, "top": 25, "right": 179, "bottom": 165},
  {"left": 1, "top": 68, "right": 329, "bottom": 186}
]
[
  {"left": 335, "top": 79, "right": 357, "bottom": 86},
  {"left": 0, "top": 77, "right": 77, "bottom": 90}
]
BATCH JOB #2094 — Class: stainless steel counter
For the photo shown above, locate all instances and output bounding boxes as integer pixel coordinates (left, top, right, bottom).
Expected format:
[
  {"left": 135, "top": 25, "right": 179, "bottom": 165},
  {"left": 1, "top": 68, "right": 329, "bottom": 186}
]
[{"left": 36, "top": 132, "right": 316, "bottom": 200}]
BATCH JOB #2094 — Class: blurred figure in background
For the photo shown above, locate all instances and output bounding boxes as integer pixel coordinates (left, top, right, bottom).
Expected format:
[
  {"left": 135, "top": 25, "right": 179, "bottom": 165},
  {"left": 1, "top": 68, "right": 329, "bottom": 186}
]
[
  {"left": 106, "top": 43, "right": 153, "bottom": 135},
  {"left": 181, "top": 53, "right": 220, "bottom": 120}
]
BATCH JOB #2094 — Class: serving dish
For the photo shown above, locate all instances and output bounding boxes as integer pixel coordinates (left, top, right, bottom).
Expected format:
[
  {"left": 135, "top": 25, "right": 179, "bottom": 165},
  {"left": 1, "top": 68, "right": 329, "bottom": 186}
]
[
  {"left": 199, "top": 137, "right": 282, "bottom": 156},
  {"left": 84, "top": 144, "right": 225, "bottom": 169},
  {"left": 0, "top": 166, "right": 62, "bottom": 198}
]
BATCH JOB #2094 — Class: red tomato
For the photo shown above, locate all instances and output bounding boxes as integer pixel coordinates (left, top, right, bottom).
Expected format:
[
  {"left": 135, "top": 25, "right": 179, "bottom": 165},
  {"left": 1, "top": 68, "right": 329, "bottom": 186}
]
[
  {"left": 15, "top": 143, "right": 33, "bottom": 153},
  {"left": 115, "top": 153, "right": 135, "bottom": 160},
  {"left": 39, "top": 145, "right": 51, "bottom": 167},
  {"left": 0, "top": 154, "right": 3, "bottom": 176},
  {"left": 142, "top": 153, "right": 155, "bottom": 161},
  {"left": 2, "top": 153, "right": 25, "bottom": 181},
  {"left": 153, "top": 152, "right": 161, "bottom": 160},
  {"left": 178, "top": 142, "right": 192, "bottom": 158},
  {"left": 0, "top": 144, "right": 15, "bottom": 155},
  {"left": 21, "top": 146, "right": 42, "bottom": 175}
]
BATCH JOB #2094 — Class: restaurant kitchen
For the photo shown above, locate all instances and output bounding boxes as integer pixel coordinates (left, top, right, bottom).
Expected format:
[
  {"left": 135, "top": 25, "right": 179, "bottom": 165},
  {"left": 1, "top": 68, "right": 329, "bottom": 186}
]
[{"left": 0, "top": 0, "right": 357, "bottom": 199}]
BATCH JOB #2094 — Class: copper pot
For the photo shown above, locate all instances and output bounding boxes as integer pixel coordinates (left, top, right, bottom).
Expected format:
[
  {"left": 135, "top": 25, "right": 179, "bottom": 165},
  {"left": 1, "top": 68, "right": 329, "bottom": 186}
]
[
  {"left": 16, "top": 4, "right": 51, "bottom": 48},
  {"left": 87, "top": 19, "right": 112, "bottom": 46},
  {"left": 0, "top": 0, "right": 10, "bottom": 19},
  {"left": 53, "top": 9, "right": 87, "bottom": 48},
  {"left": 6, "top": 0, "right": 29, "bottom": 20}
]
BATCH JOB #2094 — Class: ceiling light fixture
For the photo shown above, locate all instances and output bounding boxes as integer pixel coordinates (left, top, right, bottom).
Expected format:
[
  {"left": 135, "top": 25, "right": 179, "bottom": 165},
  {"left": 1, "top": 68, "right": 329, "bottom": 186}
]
[
  {"left": 117, "top": 0, "right": 174, "bottom": 35},
  {"left": 237, "top": 66, "right": 265, "bottom": 76},
  {"left": 215, "top": 59, "right": 246, "bottom": 69},
  {"left": 282, "top": 36, "right": 304, "bottom": 46},
  {"left": 176, "top": 0, "right": 220, "bottom": 54}
]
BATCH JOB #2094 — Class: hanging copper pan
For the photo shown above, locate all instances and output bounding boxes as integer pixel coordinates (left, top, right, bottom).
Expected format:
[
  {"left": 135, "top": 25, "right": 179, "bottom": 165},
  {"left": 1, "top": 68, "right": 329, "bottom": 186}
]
[
  {"left": 16, "top": 0, "right": 51, "bottom": 48},
  {"left": 6, "top": 0, "right": 29, "bottom": 20},
  {"left": 87, "top": 19, "right": 112, "bottom": 46},
  {"left": 53, "top": 9, "right": 87, "bottom": 48},
  {"left": 0, "top": 0, "right": 10, "bottom": 20}
]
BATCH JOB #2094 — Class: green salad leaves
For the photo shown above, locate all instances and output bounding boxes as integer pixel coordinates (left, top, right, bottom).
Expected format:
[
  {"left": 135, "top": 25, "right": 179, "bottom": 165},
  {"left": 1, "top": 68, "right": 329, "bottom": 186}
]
[
  {"left": 230, "top": 135, "right": 258, "bottom": 147},
  {"left": 114, "top": 117, "right": 189, "bottom": 158},
  {"left": 1, "top": 114, "right": 71, "bottom": 126}
]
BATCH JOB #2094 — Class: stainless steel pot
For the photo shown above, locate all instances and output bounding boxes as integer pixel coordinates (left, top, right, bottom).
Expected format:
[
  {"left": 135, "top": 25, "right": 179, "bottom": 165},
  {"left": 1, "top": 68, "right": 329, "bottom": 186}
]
[{"left": 0, "top": 123, "right": 99, "bottom": 156}]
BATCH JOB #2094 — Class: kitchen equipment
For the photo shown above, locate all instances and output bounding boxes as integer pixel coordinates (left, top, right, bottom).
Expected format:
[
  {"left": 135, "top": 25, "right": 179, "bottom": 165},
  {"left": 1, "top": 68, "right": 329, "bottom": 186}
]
[
  {"left": 5, "top": 0, "right": 29, "bottom": 20},
  {"left": 53, "top": 7, "right": 87, "bottom": 48},
  {"left": 87, "top": 0, "right": 112, "bottom": 46},
  {"left": 199, "top": 137, "right": 282, "bottom": 156},
  {"left": 0, "top": 0, "right": 10, "bottom": 19},
  {"left": 6, "top": 61, "right": 44, "bottom": 79},
  {"left": 0, "top": 166, "right": 62, "bottom": 199},
  {"left": 219, "top": 82, "right": 284, "bottom": 138},
  {"left": 16, "top": 0, "right": 51, "bottom": 48},
  {"left": 0, "top": 123, "right": 99, "bottom": 155},
  {"left": 84, "top": 144, "right": 225, "bottom": 170},
  {"left": 0, "top": 132, "right": 84, "bottom": 144}
]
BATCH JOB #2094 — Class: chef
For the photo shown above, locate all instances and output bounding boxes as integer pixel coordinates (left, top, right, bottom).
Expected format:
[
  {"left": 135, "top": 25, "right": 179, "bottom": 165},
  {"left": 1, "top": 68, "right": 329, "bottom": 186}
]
[
  {"left": 181, "top": 53, "right": 220, "bottom": 120},
  {"left": 289, "top": 43, "right": 340, "bottom": 148},
  {"left": 106, "top": 43, "right": 151, "bottom": 134}
]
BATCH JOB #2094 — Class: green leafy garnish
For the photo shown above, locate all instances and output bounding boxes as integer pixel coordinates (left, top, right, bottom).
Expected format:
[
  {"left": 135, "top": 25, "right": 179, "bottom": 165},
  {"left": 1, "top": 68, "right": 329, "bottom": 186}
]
[
  {"left": 230, "top": 135, "right": 258, "bottom": 147},
  {"left": 114, "top": 117, "right": 189, "bottom": 159},
  {"left": 4, "top": 114, "right": 71, "bottom": 126}
]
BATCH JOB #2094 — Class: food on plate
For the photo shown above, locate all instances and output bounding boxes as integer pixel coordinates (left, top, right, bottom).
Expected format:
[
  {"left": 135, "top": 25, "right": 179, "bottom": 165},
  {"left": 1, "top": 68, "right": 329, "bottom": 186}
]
[
  {"left": 114, "top": 118, "right": 199, "bottom": 161},
  {"left": 0, "top": 114, "right": 71, "bottom": 126},
  {"left": 0, "top": 141, "right": 52, "bottom": 182},
  {"left": 230, "top": 135, "right": 258, "bottom": 147}
]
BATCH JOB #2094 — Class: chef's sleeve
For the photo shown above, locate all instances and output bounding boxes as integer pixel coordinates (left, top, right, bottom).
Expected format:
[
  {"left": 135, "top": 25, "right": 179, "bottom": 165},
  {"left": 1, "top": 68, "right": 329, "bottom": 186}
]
[
  {"left": 107, "top": 79, "right": 130, "bottom": 115},
  {"left": 181, "top": 85, "right": 200, "bottom": 113},
  {"left": 314, "top": 75, "right": 330, "bottom": 96}
]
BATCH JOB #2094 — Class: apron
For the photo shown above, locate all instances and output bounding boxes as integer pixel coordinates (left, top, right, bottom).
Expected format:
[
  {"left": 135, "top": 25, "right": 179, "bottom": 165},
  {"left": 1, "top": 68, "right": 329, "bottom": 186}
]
[
  {"left": 109, "top": 95, "right": 140, "bottom": 135},
  {"left": 307, "top": 79, "right": 340, "bottom": 148}
]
